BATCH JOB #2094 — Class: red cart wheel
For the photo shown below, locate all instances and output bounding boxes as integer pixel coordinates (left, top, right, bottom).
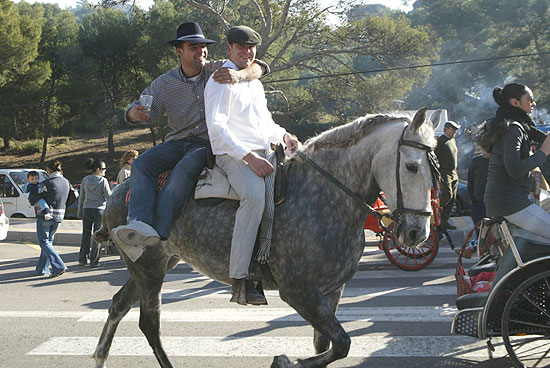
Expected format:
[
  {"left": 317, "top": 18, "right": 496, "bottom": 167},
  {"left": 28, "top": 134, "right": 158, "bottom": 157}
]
[{"left": 382, "top": 225, "right": 439, "bottom": 271}]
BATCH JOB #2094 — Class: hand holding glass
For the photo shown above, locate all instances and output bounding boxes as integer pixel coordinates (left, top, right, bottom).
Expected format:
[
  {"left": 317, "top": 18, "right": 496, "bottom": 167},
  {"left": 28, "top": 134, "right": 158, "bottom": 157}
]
[{"left": 139, "top": 94, "right": 153, "bottom": 119}]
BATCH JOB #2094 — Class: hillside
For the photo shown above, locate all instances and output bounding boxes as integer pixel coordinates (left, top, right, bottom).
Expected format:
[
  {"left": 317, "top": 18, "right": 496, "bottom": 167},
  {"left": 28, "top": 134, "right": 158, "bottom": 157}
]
[{"left": 0, "top": 128, "right": 156, "bottom": 185}]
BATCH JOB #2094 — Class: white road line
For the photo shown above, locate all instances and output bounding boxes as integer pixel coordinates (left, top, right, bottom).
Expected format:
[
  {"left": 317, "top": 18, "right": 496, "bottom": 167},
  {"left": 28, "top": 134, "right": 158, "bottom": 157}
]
[
  {"left": 0, "top": 311, "right": 88, "bottom": 318},
  {"left": 28, "top": 335, "right": 508, "bottom": 358},
  {"left": 160, "top": 285, "right": 459, "bottom": 301},
  {"left": 78, "top": 306, "right": 457, "bottom": 323},
  {"left": 164, "top": 269, "right": 456, "bottom": 282}
]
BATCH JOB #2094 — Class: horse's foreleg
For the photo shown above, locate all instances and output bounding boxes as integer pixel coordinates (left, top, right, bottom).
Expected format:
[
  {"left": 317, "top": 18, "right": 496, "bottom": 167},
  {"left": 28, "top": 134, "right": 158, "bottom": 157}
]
[
  {"left": 138, "top": 275, "right": 173, "bottom": 368},
  {"left": 313, "top": 285, "right": 345, "bottom": 356},
  {"left": 93, "top": 278, "right": 139, "bottom": 368},
  {"left": 273, "top": 288, "right": 350, "bottom": 368}
]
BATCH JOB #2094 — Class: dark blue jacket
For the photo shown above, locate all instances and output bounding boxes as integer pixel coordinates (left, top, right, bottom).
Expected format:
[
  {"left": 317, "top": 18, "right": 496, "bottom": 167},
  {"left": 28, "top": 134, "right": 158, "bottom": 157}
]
[{"left": 29, "top": 172, "right": 69, "bottom": 222}]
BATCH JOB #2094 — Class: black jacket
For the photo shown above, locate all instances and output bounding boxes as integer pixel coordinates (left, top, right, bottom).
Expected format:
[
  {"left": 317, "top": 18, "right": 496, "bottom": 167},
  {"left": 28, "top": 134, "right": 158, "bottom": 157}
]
[
  {"left": 467, "top": 154, "right": 489, "bottom": 203},
  {"left": 484, "top": 122, "right": 546, "bottom": 216}
]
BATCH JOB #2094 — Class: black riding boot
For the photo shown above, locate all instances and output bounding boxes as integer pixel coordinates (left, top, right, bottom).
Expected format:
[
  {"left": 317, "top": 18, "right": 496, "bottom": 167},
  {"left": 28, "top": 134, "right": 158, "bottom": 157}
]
[{"left": 230, "top": 278, "right": 268, "bottom": 306}]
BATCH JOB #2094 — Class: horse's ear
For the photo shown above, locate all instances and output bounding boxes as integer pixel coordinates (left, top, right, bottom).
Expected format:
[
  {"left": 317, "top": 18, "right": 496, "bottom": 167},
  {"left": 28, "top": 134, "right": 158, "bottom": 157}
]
[
  {"left": 428, "top": 110, "right": 442, "bottom": 131},
  {"left": 411, "top": 107, "right": 428, "bottom": 132}
]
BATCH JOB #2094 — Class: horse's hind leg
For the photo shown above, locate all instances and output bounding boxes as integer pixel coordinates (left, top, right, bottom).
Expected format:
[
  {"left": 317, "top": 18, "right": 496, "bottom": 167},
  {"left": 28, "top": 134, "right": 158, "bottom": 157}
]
[
  {"left": 273, "top": 287, "right": 350, "bottom": 368},
  {"left": 93, "top": 278, "right": 139, "bottom": 368},
  {"left": 138, "top": 274, "right": 173, "bottom": 368},
  {"left": 313, "top": 285, "right": 344, "bottom": 355}
]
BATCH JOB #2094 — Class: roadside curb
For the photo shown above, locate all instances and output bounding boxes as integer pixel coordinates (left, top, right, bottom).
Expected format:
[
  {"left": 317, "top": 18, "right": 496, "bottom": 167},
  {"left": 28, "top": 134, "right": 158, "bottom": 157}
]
[{"left": 5, "top": 230, "right": 81, "bottom": 243}]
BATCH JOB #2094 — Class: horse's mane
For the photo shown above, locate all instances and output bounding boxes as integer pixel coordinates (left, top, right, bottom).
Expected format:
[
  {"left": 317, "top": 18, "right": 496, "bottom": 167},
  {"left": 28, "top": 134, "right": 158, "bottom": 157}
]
[{"left": 303, "top": 113, "right": 411, "bottom": 150}]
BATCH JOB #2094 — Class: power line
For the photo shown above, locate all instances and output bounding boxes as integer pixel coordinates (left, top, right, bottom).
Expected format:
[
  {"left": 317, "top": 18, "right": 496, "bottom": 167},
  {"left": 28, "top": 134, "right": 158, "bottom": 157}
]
[
  {"left": 264, "top": 51, "right": 550, "bottom": 83},
  {"left": 1, "top": 51, "right": 548, "bottom": 110}
]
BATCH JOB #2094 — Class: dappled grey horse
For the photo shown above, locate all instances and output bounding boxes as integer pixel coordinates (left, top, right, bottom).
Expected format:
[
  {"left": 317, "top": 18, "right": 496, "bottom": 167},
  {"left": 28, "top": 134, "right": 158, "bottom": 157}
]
[{"left": 93, "top": 108, "right": 441, "bottom": 367}]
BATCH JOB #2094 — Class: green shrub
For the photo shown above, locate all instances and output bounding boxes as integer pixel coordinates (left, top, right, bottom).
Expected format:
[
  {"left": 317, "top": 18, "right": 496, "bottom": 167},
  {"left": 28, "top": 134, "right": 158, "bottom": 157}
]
[{"left": 9, "top": 139, "right": 42, "bottom": 156}]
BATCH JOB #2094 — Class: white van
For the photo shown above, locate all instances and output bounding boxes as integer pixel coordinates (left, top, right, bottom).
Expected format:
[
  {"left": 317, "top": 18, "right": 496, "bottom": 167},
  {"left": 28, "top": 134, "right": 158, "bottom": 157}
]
[{"left": 0, "top": 168, "right": 49, "bottom": 218}]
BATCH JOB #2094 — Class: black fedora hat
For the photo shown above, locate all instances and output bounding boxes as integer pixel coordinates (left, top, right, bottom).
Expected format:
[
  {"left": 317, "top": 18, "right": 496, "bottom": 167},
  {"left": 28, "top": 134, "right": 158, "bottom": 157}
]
[{"left": 167, "top": 22, "right": 215, "bottom": 47}]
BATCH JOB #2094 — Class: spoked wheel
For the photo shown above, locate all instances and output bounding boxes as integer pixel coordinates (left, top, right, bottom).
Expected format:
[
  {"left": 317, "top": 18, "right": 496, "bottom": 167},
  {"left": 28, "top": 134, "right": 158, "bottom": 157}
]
[
  {"left": 502, "top": 270, "right": 550, "bottom": 368},
  {"left": 382, "top": 225, "right": 439, "bottom": 271}
]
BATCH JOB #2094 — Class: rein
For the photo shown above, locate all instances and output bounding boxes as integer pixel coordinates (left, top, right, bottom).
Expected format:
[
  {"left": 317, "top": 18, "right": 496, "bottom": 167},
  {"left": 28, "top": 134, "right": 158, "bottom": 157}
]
[{"left": 296, "top": 124, "right": 439, "bottom": 229}]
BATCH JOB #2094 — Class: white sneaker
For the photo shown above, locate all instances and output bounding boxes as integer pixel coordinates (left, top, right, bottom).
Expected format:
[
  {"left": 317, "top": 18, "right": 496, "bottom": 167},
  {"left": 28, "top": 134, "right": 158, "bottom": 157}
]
[{"left": 111, "top": 220, "right": 160, "bottom": 262}]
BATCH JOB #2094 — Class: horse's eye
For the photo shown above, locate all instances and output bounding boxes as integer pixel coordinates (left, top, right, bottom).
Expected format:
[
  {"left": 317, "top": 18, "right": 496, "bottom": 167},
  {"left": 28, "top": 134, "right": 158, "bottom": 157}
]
[{"left": 406, "top": 163, "right": 419, "bottom": 173}]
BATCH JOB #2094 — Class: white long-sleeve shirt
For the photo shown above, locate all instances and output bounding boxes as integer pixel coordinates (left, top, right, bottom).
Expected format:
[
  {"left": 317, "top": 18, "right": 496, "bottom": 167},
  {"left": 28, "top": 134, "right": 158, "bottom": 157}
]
[{"left": 204, "top": 60, "right": 287, "bottom": 160}]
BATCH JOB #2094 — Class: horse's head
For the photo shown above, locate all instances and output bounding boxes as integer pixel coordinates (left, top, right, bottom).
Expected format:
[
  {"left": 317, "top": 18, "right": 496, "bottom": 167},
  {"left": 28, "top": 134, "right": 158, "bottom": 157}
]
[{"left": 372, "top": 108, "right": 441, "bottom": 247}]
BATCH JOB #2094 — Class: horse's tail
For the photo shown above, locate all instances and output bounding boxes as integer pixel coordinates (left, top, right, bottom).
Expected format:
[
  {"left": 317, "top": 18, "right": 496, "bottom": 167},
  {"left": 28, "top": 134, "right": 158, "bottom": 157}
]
[{"left": 93, "top": 216, "right": 111, "bottom": 243}]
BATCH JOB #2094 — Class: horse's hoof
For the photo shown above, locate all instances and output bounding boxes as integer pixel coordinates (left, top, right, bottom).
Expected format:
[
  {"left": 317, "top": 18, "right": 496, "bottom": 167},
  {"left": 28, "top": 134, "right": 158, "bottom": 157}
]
[
  {"left": 94, "top": 356, "right": 106, "bottom": 368},
  {"left": 271, "top": 355, "right": 293, "bottom": 368}
]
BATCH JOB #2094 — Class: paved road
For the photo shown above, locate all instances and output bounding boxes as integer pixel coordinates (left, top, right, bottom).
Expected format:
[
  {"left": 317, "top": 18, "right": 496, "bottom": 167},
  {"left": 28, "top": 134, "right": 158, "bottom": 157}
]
[{"left": 0, "top": 221, "right": 517, "bottom": 368}]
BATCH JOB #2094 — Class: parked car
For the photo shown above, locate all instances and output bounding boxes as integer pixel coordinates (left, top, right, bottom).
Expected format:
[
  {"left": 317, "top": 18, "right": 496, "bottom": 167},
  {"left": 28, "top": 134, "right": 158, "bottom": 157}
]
[
  {"left": 450, "top": 180, "right": 470, "bottom": 217},
  {"left": 0, "top": 168, "right": 49, "bottom": 218},
  {"left": 0, "top": 200, "right": 9, "bottom": 240}
]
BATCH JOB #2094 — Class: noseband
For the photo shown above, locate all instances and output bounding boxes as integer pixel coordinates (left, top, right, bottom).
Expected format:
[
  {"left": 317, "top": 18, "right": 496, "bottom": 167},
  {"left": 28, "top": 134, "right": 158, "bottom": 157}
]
[{"left": 296, "top": 124, "right": 440, "bottom": 229}]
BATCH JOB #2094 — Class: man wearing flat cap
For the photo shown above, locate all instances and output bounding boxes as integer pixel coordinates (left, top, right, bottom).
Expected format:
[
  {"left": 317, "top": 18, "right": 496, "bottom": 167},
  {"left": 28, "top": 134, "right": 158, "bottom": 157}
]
[
  {"left": 435, "top": 120, "right": 461, "bottom": 230},
  {"left": 205, "top": 26, "right": 299, "bottom": 306},
  {"left": 112, "top": 22, "right": 270, "bottom": 261}
]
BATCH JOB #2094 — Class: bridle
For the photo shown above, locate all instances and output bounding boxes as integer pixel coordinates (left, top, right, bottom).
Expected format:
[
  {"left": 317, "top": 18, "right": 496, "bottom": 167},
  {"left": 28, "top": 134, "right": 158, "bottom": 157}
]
[{"left": 296, "top": 124, "right": 440, "bottom": 231}]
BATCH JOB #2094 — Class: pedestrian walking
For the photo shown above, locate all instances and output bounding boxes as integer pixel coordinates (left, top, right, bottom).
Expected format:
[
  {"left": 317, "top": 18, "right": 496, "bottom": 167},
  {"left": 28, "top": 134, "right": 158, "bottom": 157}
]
[
  {"left": 29, "top": 160, "right": 70, "bottom": 278},
  {"left": 78, "top": 158, "right": 111, "bottom": 267}
]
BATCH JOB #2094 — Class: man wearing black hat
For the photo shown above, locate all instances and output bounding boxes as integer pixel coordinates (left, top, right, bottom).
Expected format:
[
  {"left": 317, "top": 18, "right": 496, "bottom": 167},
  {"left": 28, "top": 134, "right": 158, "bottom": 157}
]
[
  {"left": 112, "top": 22, "right": 269, "bottom": 262},
  {"left": 205, "top": 26, "right": 299, "bottom": 306},
  {"left": 435, "top": 120, "right": 461, "bottom": 230}
]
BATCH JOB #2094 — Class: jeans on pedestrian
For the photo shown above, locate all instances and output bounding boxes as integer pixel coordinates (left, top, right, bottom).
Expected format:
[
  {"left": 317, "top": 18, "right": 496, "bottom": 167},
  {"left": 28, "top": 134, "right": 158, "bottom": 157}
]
[
  {"left": 79, "top": 207, "right": 104, "bottom": 265},
  {"left": 505, "top": 203, "right": 550, "bottom": 245},
  {"left": 35, "top": 217, "right": 66, "bottom": 275},
  {"left": 128, "top": 138, "right": 207, "bottom": 240}
]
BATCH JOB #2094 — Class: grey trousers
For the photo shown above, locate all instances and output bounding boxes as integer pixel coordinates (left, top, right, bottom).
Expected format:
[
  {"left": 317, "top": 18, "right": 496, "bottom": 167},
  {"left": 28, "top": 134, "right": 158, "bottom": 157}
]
[
  {"left": 217, "top": 152, "right": 266, "bottom": 279},
  {"left": 505, "top": 203, "right": 550, "bottom": 245}
]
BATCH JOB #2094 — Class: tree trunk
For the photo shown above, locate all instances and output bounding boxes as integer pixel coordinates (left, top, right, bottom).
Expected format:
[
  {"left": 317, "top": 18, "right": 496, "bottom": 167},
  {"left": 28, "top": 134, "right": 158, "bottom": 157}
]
[
  {"left": 150, "top": 126, "right": 157, "bottom": 146},
  {"left": 107, "top": 101, "right": 115, "bottom": 154},
  {"left": 2, "top": 136, "right": 10, "bottom": 150},
  {"left": 40, "top": 104, "right": 51, "bottom": 166},
  {"left": 40, "top": 78, "right": 57, "bottom": 165},
  {"left": 108, "top": 125, "right": 115, "bottom": 154}
]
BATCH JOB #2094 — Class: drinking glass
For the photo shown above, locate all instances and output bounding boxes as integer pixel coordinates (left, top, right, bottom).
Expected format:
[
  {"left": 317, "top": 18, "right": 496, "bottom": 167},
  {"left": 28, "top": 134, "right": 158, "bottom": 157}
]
[{"left": 139, "top": 94, "right": 153, "bottom": 114}]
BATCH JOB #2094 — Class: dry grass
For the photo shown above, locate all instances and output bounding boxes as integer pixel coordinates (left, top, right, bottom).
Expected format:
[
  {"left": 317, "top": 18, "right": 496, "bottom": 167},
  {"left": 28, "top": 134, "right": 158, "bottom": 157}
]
[{"left": 0, "top": 127, "right": 156, "bottom": 184}]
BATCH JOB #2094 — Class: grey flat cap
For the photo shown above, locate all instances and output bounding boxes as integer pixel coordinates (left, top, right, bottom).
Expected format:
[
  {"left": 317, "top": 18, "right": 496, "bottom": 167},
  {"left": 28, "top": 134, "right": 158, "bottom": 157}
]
[{"left": 227, "top": 26, "right": 262, "bottom": 45}]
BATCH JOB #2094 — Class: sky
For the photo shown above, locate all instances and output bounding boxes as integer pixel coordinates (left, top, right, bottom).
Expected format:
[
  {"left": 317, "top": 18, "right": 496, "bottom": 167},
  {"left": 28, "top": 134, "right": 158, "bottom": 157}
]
[{"left": 18, "top": 0, "right": 413, "bottom": 12}]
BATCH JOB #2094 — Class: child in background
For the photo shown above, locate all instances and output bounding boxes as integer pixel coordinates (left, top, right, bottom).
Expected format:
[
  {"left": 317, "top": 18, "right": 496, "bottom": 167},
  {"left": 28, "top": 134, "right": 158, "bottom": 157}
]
[{"left": 22, "top": 171, "right": 53, "bottom": 221}]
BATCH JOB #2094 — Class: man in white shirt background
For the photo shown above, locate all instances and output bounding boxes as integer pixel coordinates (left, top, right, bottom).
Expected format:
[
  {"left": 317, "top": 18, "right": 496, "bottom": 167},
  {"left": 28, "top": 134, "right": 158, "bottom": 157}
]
[{"left": 205, "top": 26, "right": 299, "bottom": 306}]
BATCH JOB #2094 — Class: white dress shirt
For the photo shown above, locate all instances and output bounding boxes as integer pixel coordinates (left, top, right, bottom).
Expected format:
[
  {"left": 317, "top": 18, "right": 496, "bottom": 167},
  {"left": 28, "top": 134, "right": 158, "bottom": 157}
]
[{"left": 204, "top": 60, "right": 287, "bottom": 160}]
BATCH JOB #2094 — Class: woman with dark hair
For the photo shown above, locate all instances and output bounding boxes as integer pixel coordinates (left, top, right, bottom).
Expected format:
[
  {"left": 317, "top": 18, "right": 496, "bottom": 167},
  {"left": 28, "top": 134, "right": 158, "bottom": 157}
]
[
  {"left": 484, "top": 83, "right": 550, "bottom": 243},
  {"left": 78, "top": 158, "right": 111, "bottom": 267},
  {"left": 29, "top": 160, "right": 70, "bottom": 277}
]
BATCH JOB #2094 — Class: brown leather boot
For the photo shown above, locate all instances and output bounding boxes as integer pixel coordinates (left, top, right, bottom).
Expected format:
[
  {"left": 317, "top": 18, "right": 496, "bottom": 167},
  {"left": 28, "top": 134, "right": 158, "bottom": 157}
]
[{"left": 230, "top": 278, "right": 268, "bottom": 306}]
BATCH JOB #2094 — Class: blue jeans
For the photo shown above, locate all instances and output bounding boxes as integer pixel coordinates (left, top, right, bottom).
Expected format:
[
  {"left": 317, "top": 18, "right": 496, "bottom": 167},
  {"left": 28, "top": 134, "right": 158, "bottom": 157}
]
[
  {"left": 79, "top": 208, "right": 104, "bottom": 265},
  {"left": 128, "top": 138, "right": 207, "bottom": 239},
  {"left": 35, "top": 218, "right": 66, "bottom": 275},
  {"left": 470, "top": 200, "right": 486, "bottom": 236}
]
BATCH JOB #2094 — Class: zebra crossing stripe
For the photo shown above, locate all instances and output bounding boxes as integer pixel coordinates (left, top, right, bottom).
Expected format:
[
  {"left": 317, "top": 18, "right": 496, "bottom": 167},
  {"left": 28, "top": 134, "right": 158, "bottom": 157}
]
[
  {"left": 77, "top": 305, "right": 457, "bottom": 323},
  {"left": 27, "top": 335, "right": 508, "bottom": 358},
  {"left": 160, "top": 284, "right": 460, "bottom": 301},
  {"left": 164, "top": 269, "right": 456, "bottom": 282}
]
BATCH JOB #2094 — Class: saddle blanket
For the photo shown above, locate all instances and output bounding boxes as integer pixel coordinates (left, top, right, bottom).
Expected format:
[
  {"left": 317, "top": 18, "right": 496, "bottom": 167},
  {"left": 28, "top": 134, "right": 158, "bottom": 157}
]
[{"left": 195, "top": 165, "right": 239, "bottom": 200}]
